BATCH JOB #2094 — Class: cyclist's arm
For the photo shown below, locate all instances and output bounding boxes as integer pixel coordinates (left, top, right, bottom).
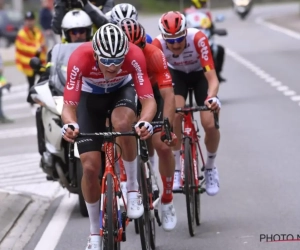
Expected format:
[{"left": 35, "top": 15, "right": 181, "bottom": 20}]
[
  {"left": 51, "top": 0, "right": 66, "bottom": 35},
  {"left": 194, "top": 31, "right": 219, "bottom": 97},
  {"left": 129, "top": 49, "right": 156, "bottom": 122},
  {"left": 62, "top": 52, "right": 84, "bottom": 125},
  {"left": 152, "top": 50, "right": 175, "bottom": 126},
  {"left": 151, "top": 38, "right": 163, "bottom": 51}
]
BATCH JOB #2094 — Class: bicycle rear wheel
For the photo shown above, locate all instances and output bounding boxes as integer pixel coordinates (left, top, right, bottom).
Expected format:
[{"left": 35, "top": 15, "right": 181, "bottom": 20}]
[
  {"left": 137, "top": 156, "right": 151, "bottom": 250},
  {"left": 194, "top": 144, "right": 201, "bottom": 226},
  {"left": 102, "top": 173, "right": 120, "bottom": 250},
  {"left": 183, "top": 137, "right": 195, "bottom": 237}
]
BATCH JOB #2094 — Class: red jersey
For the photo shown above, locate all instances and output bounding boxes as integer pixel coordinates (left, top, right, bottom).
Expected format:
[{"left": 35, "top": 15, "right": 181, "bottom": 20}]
[
  {"left": 64, "top": 42, "right": 154, "bottom": 105},
  {"left": 142, "top": 43, "right": 172, "bottom": 89}
]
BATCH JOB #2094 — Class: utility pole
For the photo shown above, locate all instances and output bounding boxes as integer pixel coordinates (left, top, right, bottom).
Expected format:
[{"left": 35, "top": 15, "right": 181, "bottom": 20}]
[{"left": 12, "top": 0, "right": 23, "bottom": 14}]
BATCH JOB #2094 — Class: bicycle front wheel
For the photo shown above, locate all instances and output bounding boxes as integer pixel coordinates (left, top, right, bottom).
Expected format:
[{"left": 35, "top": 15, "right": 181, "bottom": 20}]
[
  {"left": 137, "top": 156, "right": 151, "bottom": 250},
  {"left": 183, "top": 137, "right": 195, "bottom": 237},
  {"left": 102, "top": 173, "right": 120, "bottom": 250}
]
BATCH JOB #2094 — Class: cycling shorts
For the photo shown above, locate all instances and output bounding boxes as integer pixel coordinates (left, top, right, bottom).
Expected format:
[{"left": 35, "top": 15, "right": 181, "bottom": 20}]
[
  {"left": 169, "top": 68, "right": 208, "bottom": 105},
  {"left": 77, "top": 81, "right": 137, "bottom": 154}
]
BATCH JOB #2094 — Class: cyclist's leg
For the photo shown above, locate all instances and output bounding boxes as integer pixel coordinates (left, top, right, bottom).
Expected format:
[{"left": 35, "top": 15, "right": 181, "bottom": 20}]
[
  {"left": 77, "top": 92, "right": 108, "bottom": 248},
  {"left": 168, "top": 68, "right": 188, "bottom": 190},
  {"left": 110, "top": 81, "right": 144, "bottom": 219},
  {"left": 193, "top": 71, "right": 220, "bottom": 196},
  {"left": 151, "top": 86, "right": 177, "bottom": 231}
]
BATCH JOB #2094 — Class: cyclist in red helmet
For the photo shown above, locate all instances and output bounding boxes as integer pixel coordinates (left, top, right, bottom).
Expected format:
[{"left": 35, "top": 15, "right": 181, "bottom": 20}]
[
  {"left": 152, "top": 11, "right": 221, "bottom": 196},
  {"left": 119, "top": 18, "right": 178, "bottom": 231}
]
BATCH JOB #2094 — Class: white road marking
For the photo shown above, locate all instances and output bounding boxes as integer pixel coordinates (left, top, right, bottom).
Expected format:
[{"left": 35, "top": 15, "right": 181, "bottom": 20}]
[
  {"left": 255, "top": 17, "right": 300, "bottom": 40},
  {"left": 0, "top": 152, "right": 61, "bottom": 199},
  {"left": 226, "top": 48, "right": 300, "bottom": 105},
  {"left": 0, "top": 126, "right": 37, "bottom": 139},
  {"left": 34, "top": 194, "right": 77, "bottom": 250}
]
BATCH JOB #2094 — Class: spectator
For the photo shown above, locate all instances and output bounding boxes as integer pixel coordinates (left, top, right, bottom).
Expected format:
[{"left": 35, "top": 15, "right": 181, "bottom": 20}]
[
  {"left": 15, "top": 11, "right": 47, "bottom": 113},
  {"left": 40, "top": 0, "right": 57, "bottom": 48}
]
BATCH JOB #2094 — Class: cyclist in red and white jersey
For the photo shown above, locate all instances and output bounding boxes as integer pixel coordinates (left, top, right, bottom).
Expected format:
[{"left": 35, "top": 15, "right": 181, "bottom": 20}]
[
  {"left": 119, "top": 18, "right": 178, "bottom": 231},
  {"left": 152, "top": 11, "right": 221, "bottom": 197},
  {"left": 62, "top": 23, "right": 157, "bottom": 250}
]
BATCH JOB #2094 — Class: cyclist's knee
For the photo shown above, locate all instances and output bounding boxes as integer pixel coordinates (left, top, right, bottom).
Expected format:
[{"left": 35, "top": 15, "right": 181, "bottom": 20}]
[
  {"left": 152, "top": 133, "right": 170, "bottom": 156},
  {"left": 201, "top": 112, "right": 218, "bottom": 133},
  {"left": 111, "top": 107, "right": 135, "bottom": 131},
  {"left": 80, "top": 152, "right": 101, "bottom": 181}
]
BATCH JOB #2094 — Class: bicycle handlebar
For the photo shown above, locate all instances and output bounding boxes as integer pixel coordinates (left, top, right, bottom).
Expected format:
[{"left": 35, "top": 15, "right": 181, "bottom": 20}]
[
  {"left": 76, "top": 118, "right": 172, "bottom": 140},
  {"left": 176, "top": 105, "right": 219, "bottom": 129}
]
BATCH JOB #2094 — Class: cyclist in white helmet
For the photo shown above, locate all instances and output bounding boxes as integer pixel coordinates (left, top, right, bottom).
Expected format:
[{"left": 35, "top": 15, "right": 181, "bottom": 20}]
[
  {"left": 110, "top": 3, "right": 138, "bottom": 24},
  {"left": 61, "top": 23, "right": 157, "bottom": 250}
]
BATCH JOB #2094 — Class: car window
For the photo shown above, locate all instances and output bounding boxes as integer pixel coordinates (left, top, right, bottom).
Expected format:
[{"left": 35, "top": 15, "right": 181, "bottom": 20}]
[{"left": 6, "top": 11, "right": 23, "bottom": 22}]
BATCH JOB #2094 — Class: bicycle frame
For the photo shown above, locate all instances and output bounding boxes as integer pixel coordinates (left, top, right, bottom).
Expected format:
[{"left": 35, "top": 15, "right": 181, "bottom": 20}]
[
  {"left": 180, "top": 89, "right": 206, "bottom": 191},
  {"left": 99, "top": 140, "right": 124, "bottom": 241}
]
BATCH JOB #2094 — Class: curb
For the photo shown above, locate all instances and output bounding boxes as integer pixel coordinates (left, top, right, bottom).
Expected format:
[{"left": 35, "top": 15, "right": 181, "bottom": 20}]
[{"left": 0, "top": 192, "right": 32, "bottom": 244}]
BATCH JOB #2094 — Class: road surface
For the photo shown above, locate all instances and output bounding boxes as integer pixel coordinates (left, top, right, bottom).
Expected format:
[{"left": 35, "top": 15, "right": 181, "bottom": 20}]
[{"left": 1, "top": 2, "right": 300, "bottom": 250}]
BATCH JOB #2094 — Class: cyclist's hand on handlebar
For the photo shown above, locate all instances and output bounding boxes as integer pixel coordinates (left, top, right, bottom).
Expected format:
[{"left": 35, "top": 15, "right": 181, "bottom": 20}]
[
  {"left": 62, "top": 123, "right": 79, "bottom": 143},
  {"left": 205, "top": 97, "right": 221, "bottom": 112},
  {"left": 134, "top": 121, "right": 153, "bottom": 140},
  {"left": 161, "top": 131, "right": 178, "bottom": 147}
]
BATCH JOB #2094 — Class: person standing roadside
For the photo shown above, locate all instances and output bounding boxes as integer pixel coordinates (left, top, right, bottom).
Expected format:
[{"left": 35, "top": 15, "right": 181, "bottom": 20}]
[
  {"left": 15, "top": 11, "right": 47, "bottom": 112},
  {"left": 40, "top": 0, "right": 57, "bottom": 49}
]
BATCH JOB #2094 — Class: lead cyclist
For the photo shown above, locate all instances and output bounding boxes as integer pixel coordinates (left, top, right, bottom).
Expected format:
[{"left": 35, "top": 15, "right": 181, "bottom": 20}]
[{"left": 152, "top": 11, "right": 221, "bottom": 196}]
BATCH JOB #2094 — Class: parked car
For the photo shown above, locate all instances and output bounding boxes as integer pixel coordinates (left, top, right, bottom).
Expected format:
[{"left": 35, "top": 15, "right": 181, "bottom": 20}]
[{"left": 0, "top": 10, "right": 23, "bottom": 47}]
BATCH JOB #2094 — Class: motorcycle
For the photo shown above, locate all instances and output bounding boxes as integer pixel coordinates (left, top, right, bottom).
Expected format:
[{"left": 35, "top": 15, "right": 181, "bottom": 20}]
[
  {"left": 232, "top": 0, "right": 253, "bottom": 20},
  {"left": 185, "top": 11, "right": 227, "bottom": 81},
  {"left": 29, "top": 43, "right": 89, "bottom": 217}
]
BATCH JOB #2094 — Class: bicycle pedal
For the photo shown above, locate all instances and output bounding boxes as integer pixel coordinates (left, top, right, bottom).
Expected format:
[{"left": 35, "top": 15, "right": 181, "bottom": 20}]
[{"left": 172, "top": 189, "right": 183, "bottom": 193}]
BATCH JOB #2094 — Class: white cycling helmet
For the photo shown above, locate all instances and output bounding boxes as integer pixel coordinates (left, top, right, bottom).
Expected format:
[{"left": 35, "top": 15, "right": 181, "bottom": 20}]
[
  {"left": 61, "top": 10, "right": 93, "bottom": 43},
  {"left": 110, "top": 3, "right": 138, "bottom": 24},
  {"left": 92, "top": 23, "right": 129, "bottom": 58}
]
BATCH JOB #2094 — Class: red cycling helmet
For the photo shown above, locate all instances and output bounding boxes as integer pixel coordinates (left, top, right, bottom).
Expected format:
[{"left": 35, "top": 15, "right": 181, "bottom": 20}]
[
  {"left": 119, "top": 18, "right": 146, "bottom": 48},
  {"left": 158, "top": 11, "right": 187, "bottom": 37}
]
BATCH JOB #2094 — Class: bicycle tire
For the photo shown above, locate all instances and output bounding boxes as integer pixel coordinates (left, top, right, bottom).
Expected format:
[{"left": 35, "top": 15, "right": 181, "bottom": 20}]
[
  {"left": 76, "top": 159, "right": 88, "bottom": 217},
  {"left": 147, "top": 162, "right": 156, "bottom": 250},
  {"left": 194, "top": 145, "right": 201, "bottom": 226},
  {"left": 104, "top": 173, "right": 117, "bottom": 250},
  {"left": 183, "top": 137, "right": 195, "bottom": 237},
  {"left": 137, "top": 156, "right": 151, "bottom": 250}
]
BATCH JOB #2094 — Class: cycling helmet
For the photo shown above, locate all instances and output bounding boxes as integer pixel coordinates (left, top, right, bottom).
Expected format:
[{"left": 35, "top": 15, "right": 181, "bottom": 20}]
[
  {"left": 61, "top": 10, "right": 93, "bottom": 43},
  {"left": 119, "top": 18, "right": 146, "bottom": 48},
  {"left": 111, "top": 3, "right": 138, "bottom": 24},
  {"left": 191, "top": 0, "right": 207, "bottom": 8},
  {"left": 158, "top": 11, "right": 187, "bottom": 37},
  {"left": 92, "top": 23, "right": 129, "bottom": 58}
]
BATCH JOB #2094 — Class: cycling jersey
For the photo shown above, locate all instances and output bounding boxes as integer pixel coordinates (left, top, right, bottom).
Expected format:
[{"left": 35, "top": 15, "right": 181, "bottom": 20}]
[
  {"left": 142, "top": 43, "right": 172, "bottom": 89},
  {"left": 64, "top": 42, "right": 154, "bottom": 105},
  {"left": 146, "top": 34, "right": 152, "bottom": 43},
  {"left": 152, "top": 28, "right": 215, "bottom": 74}
]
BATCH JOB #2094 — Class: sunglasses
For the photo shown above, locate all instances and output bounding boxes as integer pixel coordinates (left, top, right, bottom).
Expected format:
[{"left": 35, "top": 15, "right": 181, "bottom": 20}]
[
  {"left": 98, "top": 57, "right": 125, "bottom": 67},
  {"left": 165, "top": 35, "right": 186, "bottom": 44},
  {"left": 70, "top": 28, "right": 86, "bottom": 35}
]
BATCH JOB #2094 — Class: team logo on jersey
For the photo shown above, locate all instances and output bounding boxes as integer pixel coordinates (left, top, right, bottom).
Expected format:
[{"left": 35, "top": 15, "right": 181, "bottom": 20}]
[
  {"left": 164, "top": 72, "right": 171, "bottom": 79},
  {"left": 131, "top": 60, "right": 144, "bottom": 85},
  {"left": 197, "top": 37, "right": 209, "bottom": 61},
  {"left": 67, "top": 65, "right": 80, "bottom": 90}
]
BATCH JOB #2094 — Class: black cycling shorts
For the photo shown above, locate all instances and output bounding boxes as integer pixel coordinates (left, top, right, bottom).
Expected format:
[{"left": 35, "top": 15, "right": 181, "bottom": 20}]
[
  {"left": 169, "top": 68, "right": 208, "bottom": 106},
  {"left": 76, "top": 82, "right": 137, "bottom": 154}
]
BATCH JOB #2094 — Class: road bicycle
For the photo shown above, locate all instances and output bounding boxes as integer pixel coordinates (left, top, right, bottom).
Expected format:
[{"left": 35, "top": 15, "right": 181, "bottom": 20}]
[
  {"left": 173, "top": 87, "right": 219, "bottom": 237},
  {"left": 73, "top": 118, "right": 171, "bottom": 250}
]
